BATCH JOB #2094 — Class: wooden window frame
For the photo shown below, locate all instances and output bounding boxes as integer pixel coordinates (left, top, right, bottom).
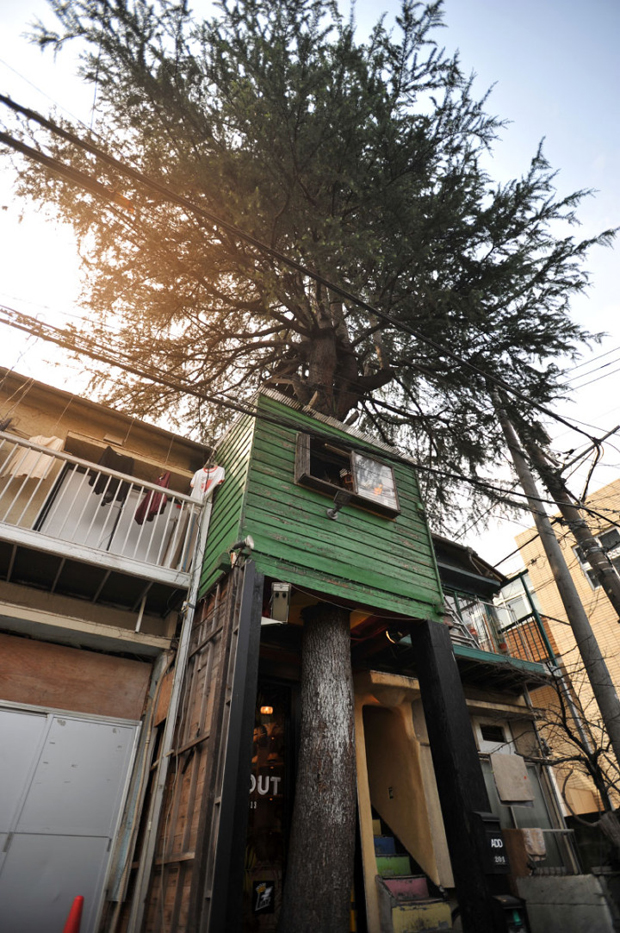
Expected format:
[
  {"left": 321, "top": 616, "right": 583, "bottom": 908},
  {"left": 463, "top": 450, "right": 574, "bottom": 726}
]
[{"left": 294, "top": 433, "right": 400, "bottom": 518}]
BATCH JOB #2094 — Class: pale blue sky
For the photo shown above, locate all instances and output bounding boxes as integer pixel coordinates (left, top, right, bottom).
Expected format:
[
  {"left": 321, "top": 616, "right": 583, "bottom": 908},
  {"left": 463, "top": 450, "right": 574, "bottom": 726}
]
[{"left": 0, "top": 0, "right": 618, "bottom": 565}]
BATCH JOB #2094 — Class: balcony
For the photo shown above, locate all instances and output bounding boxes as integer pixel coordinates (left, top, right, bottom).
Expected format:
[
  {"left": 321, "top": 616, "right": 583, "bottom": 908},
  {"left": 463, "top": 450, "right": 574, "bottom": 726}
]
[
  {"left": 444, "top": 594, "right": 552, "bottom": 689},
  {"left": 0, "top": 431, "right": 203, "bottom": 615}
]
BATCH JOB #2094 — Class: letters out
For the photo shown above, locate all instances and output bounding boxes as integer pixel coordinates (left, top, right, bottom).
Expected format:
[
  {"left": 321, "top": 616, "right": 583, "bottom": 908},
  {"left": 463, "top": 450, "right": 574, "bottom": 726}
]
[{"left": 249, "top": 774, "right": 282, "bottom": 796}]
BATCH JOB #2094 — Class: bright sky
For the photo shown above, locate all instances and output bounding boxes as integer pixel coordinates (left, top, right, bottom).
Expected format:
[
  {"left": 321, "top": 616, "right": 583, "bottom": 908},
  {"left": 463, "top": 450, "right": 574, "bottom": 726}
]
[{"left": 0, "top": 0, "right": 619, "bottom": 571}]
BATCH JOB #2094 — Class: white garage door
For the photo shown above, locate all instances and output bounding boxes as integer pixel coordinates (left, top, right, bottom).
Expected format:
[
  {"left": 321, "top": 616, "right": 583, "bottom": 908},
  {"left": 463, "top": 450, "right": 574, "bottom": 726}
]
[{"left": 0, "top": 706, "right": 139, "bottom": 933}]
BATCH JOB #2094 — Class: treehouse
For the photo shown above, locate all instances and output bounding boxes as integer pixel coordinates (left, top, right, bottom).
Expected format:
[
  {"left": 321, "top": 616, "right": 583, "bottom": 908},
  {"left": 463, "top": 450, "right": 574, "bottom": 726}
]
[
  {"left": 132, "top": 389, "right": 561, "bottom": 933},
  {"left": 0, "top": 376, "right": 576, "bottom": 933}
]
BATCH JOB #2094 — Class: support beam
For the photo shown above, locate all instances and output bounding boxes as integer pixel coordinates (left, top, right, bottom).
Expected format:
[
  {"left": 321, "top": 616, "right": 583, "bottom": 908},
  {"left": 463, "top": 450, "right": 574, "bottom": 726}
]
[
  {"left": 208, "top": 560, "right": 264, "bottom": 933},
  {"left": 409, "top": 618, "right": 504, "bottom": 933}
]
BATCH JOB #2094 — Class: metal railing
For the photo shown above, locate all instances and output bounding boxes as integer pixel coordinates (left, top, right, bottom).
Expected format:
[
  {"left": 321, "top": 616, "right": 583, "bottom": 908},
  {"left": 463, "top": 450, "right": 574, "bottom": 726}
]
[
  {"left": 0, "top": 431, "right": 203, "bottom": 577},
  {"left": 445, "top": 593, "right": 552, "bottom": 667},
  {"left": 445, "top": 593, "right": 503, "bottom": 655},
  {"left": 497, "top": 613, "right": 555, "bottom": 666}
]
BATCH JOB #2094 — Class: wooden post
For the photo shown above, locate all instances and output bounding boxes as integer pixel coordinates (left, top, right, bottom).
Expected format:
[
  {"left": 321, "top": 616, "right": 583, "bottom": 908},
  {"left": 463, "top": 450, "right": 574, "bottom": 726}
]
[
  {"left": 520, "top": 430, "right": 620, "bottom": 619},
  {"left": 497, "top": 404, "right": 620, "bottom": 770},
  {"left": 409, "top": 618, "right": 502, "bottom": 933}
]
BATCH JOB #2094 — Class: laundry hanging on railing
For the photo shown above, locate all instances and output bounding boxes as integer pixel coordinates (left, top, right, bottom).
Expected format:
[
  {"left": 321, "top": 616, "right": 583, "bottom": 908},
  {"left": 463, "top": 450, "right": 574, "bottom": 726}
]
[
  {"left": 89, "top": 446, "right": 135, "bottom": 505},
  {"left": 1, "top": 435, "right": 64, "bottom": 480},
  {"left": 190, "top": 464, "right": 225, "bottom": 500},
  {"left": 134, "top": 471, "right": 171, "bottom": 525}
]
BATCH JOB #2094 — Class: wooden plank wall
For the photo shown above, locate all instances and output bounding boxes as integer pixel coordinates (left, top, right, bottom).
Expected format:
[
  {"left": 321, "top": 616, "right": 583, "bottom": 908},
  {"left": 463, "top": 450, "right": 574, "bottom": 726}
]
[
  {"left": 0, "top": 632, "right": 151, "bottom": 720},
  {"left": 241, "top": 394, "right": 443, "bottom": 619},
  {"left": 200, "top": 415, "right": 254, "bottom": 597},
  {"left": 131, "top": 569, "right": 244, "bottom": 932}
]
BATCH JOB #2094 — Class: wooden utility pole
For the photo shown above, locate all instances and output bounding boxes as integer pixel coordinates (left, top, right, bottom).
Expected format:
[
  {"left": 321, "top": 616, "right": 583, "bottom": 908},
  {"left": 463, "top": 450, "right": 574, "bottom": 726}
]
[
  {"left": 518, "top": 430, "right": 620, "bottom": 620},
  {"left": 496, "top": 403, "right": 620, "bottom": 768}
]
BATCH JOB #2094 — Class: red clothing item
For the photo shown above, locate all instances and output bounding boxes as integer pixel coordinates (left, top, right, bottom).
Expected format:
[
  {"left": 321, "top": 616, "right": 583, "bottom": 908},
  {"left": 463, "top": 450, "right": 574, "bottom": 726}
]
[{"left": 134, "top": 471, "right": 171, "bottom": 525}]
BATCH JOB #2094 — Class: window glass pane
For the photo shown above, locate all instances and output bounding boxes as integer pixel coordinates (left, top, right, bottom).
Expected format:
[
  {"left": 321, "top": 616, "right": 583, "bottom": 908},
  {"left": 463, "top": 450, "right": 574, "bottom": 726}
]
[
  {"left": 600, "top": 528, "right": 620, "bottom": 551},
  {"left": 244, "top": 686, "right": 290, "bottom": 930},
  {"left": 351, "top": 453, "right": 398, "bottom": 510},
  {"left": 458, "top": 597, "right": 498, "bottom": 653}
]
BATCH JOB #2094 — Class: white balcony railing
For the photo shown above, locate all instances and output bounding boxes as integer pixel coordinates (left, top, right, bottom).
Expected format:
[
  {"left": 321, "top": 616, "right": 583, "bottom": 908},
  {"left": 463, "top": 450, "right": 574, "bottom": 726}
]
[{"left": 0, "top": 431, "right": 203, "bottom": 587}]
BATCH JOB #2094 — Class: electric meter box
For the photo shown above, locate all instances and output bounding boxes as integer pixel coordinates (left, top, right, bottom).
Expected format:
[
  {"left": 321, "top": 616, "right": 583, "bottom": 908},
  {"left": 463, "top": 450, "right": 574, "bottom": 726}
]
[{"left": 271, "top": 582, "right": 291, "bottom": 622}]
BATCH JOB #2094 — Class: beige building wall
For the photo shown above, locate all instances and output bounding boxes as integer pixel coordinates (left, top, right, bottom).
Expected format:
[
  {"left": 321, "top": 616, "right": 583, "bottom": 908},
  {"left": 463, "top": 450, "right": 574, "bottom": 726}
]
[
  {"left": 517, "top": 477, "right": 620, "bottom": 813},
  {"left": 0, "top": 369, "right": 209, "bottom": 645},
  {"left": 0, "top": 369, "right": 207, "bottom": 492}
]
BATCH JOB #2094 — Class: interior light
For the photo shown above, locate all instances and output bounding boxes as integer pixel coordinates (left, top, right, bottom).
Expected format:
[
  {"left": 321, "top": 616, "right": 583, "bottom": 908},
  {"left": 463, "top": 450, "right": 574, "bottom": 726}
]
[{"left": 260, "top": 705, "right": 274, "bottom": 715}]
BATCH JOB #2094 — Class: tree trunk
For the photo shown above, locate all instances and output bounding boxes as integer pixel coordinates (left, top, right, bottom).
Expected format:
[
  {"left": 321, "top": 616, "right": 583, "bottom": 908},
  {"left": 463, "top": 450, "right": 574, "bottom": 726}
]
[{"left": 277, "top": 603, "right": 356, "bottom": 933}]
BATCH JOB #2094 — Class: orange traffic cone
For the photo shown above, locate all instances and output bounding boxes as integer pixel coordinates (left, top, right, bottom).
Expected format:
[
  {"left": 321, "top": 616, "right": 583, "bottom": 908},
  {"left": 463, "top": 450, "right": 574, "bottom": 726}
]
[{"left": 62, "top": 896, "right": 84, "bottom": 933}]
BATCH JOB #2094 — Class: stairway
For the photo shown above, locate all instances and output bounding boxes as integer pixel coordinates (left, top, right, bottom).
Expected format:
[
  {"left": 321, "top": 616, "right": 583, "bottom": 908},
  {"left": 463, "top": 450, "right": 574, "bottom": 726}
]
[{"left": 373, "top": 819, "right": 452, "bottom": 933}]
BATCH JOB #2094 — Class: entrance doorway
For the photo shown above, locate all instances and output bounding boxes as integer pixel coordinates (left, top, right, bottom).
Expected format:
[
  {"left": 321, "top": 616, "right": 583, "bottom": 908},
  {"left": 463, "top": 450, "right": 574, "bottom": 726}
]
[
  {"left": 242, "top": 682, "right": 293, "bottom": 932},
  {"left": 363, "top": 704, "right": 438, "bottom": 884}
]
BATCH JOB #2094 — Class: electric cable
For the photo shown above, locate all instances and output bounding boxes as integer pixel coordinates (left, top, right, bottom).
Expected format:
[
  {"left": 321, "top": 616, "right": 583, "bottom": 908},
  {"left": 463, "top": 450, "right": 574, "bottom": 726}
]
[
  {"left": 4, "top": 301, "right": 620, "bottom": 539},
  {"left": 569, "top": 364, "right": 620, "bottom": 393},
  {"left": 0, "top": 95, "right": 602, "bottom": 444},
  {"left": 0, "top": 302, "right": 601, "bottom": 519},
  {"left": 563, "top": 344, "right": 620, "bottom": 377}
]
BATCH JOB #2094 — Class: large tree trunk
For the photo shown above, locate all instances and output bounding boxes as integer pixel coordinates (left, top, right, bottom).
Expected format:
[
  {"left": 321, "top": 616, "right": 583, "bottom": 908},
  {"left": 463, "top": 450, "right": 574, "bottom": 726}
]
[{"left": 277, "top": 603, "right": 356, "bottom": 933}]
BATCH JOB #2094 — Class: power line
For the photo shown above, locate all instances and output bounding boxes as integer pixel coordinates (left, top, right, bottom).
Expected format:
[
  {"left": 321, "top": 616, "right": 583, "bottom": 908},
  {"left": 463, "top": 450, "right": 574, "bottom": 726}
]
[
  {"left": 0, "top": 95, "right": 600, "bottom": 445},
  {"left": 0, "top": 57, "right": 101, "bottom": 141},
  {"left": 0, "top": 300, "right": 605, "bottom": 518},
  {"left": 561, "top": 343, "right": 620, "bottom": 379},
  {"left": 569, "top": 363, "right": 620, "bottom": 393}
]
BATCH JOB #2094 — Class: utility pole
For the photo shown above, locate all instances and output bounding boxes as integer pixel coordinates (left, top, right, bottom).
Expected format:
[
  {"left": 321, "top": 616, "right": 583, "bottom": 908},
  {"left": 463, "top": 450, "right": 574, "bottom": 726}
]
[
  {"left": 517, "top": 428, "right": 620, "bottom": 621},
  {"left": 495, "top": 401, "right": 620, "bottom": 768}
]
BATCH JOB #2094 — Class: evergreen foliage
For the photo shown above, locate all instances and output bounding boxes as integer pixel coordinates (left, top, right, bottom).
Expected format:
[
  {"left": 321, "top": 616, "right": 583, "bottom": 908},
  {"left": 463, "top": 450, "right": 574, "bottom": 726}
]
[{"left": 9, "top": 0, "right": 615, "bottom": 519}]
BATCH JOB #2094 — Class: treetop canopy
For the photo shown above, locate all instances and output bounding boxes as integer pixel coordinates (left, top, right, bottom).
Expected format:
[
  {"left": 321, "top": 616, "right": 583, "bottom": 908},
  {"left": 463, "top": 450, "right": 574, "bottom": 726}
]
[{"left": 5, "top": 0, "right": 615, "bottom": 521}]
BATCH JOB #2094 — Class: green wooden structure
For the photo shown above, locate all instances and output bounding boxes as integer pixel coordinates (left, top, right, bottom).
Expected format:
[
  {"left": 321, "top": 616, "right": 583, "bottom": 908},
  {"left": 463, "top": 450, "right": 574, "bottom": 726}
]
[{"left": 200, "top": 390, "right": 444, "bottom": 621}]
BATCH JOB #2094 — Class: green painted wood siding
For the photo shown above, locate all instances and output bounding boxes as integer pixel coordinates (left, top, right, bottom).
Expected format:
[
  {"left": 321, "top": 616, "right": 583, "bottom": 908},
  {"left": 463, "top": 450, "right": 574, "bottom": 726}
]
[
  {"left": 199, "top": 412, "right": 254, "bottom": 595},
  {"left": 200, "top": 393, "right": 443, "bottom": 621}
]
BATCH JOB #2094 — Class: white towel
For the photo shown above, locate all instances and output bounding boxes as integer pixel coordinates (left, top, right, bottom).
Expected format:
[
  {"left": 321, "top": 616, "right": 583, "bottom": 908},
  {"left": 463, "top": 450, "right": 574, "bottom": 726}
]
[
  {"left": 3, "top": 436, "right": 64, "bottom": 480},
  {"left": 522, "top": 827, "right": 546, "bottom": 857}
]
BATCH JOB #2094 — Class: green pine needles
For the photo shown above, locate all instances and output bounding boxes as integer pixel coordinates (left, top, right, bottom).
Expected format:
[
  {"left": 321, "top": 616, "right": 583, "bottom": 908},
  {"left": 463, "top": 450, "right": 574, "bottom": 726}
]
[{"left": 8, "top": 0, "right": 616, "bottom": 520}]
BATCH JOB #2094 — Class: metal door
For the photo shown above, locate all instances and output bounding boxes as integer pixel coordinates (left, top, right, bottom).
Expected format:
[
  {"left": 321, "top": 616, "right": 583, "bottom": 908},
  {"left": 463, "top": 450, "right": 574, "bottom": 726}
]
[{"left": 0, "top": 706, "right": 138, "bottom": 933}]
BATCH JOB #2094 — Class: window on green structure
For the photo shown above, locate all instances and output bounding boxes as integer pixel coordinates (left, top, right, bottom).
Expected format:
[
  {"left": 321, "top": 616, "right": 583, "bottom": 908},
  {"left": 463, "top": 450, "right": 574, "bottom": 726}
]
[{"left": 295, "top": 434, "right": 400, "bottom": 517}]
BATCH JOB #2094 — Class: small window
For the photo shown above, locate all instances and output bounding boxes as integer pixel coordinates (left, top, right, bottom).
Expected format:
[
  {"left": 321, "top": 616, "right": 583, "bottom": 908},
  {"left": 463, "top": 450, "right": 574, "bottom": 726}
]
[
  {"left": 480, "top": 724, "right": 507, "bottom": 745},
  {"left": 474, "top": 717, "right": 514, "bottom": 755},
  {"left": 295, "top": 434, "right": 400, "bottom": 517}
]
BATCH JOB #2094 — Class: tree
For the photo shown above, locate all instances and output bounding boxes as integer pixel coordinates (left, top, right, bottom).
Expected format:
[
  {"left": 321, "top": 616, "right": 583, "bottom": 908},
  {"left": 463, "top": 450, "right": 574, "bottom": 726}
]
[
  {"left": 529, "top": 658, "right": 620, "bottom": 862},
  {"left": 6, "top": 0, "right": 611, "bottom": 516},
  {"left": 3, "top": 0, "right": 615, "bottom": 927}
]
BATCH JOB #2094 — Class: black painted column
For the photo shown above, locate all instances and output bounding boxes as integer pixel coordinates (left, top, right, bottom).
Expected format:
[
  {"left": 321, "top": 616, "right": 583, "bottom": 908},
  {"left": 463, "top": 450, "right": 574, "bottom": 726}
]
[
  {"left": 409, "top": 618, "right": 504, "bottom": 933},
  {"left": 209, "top": 560, "right": 265, "bottom": 933}
]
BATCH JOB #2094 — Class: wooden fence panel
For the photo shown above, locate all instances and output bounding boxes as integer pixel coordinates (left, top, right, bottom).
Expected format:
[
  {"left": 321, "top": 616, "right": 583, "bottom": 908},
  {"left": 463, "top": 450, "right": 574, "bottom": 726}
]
[{"left": 119, "top": 560, "right": 262, "bottom": 933}]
